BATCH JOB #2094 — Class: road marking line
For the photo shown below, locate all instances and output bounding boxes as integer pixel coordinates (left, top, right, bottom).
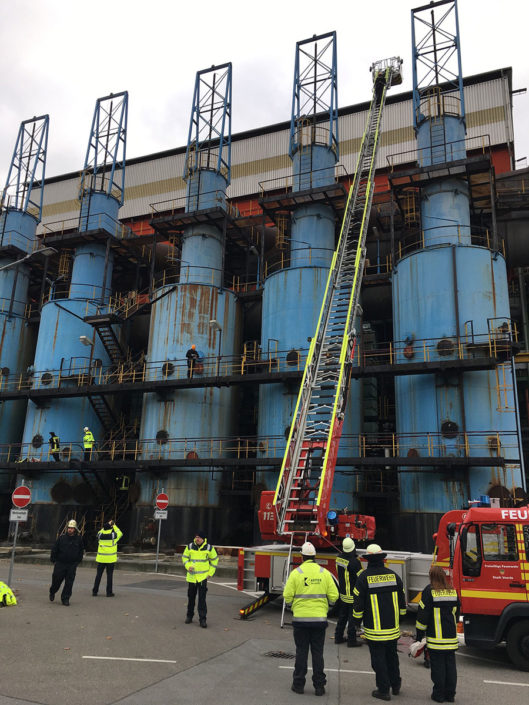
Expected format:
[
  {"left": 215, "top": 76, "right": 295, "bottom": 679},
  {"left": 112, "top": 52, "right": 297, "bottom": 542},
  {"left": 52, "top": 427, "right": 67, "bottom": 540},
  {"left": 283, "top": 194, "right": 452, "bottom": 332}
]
[
  {"left": 83, "top": 656, "right": 176, "bottom": 664},
  {"left": 279, "top": 666, "right": 372, "bottom": 674},
  {"left": 484, "top": 680, "right": 529, "bottom": 687},
  {"left": 455, "top": 651, "right": 503, "bottom": 663}
]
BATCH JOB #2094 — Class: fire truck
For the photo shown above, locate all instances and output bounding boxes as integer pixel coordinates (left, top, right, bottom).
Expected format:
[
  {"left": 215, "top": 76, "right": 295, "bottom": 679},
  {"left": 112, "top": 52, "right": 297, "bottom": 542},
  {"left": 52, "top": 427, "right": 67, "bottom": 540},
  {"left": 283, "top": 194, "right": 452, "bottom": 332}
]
[
  {"left": 432, "top": 502, "right": 529, "bottom": 670},
  {"left": 238, "top": 499, "right": 529, "bottom": 671}
]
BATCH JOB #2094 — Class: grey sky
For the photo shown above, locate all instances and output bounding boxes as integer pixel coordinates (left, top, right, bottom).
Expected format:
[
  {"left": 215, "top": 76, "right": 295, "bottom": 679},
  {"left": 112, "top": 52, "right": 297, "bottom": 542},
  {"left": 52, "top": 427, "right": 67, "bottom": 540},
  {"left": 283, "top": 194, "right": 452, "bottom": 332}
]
[{"left": 0, "top": 0, "right": 527, "bottom": 189}]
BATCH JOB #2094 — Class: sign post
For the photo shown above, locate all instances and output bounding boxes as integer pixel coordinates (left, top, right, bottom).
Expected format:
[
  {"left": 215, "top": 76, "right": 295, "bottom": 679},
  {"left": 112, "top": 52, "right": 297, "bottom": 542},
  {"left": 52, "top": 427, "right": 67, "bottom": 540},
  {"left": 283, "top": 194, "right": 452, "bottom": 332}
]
[
  {"left": 8, "top": 483, "right": 31, "bottom": 586},
  {"left": 154, "top": 491, "right": 169, "bottom": 573}
]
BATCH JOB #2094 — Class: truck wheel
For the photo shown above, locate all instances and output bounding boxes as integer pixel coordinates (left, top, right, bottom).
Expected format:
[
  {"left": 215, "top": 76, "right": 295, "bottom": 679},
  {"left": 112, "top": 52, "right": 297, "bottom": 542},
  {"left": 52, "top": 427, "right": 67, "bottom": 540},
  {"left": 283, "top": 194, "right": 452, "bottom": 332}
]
[{"left": 506, "top": 620, "right": 529, "bottom": 671}]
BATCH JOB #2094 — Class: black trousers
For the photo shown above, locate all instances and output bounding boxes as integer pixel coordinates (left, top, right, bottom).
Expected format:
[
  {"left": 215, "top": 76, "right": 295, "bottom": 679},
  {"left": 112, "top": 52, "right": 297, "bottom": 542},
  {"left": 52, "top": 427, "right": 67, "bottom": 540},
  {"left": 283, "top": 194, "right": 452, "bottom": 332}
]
[
  {"left": 93, "top": 563, "right": 115, "bottom": 595},
  {"left": 187, "top": 580, "right": 208, "bottom": 619},
  {"left": 52, "top": 452, "right": 60, "bottom": 462},
  {"left": 335, "top": 600, "right": 356, "bottom": 643},
  {"left": 50, "top": 562, "right": 78, "bottom": 601},
  {"left": 430, "top": 649, "right": 457, "bottom": 701},
  {"left": 368, "top": 639, "right": 401, "bottom": 694},
  {"left": 293, "top": 624, "right": 327, "bottom": 689},
  {"left": 84, "top": 449, "right": 92, "bottom": 461}
]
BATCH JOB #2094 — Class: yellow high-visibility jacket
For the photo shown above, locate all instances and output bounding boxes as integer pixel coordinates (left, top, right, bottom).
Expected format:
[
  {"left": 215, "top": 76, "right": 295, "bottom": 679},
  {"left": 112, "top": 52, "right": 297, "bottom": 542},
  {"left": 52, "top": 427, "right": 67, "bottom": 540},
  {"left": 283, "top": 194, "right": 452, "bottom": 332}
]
[
  {"left": 96, "top": 525, "right": 123, "bottom": 564},
  {"left": 182, "top": 539, "right": 218, "bottom": 583},
  {"left": 83, "top": 431, "right": 95, "bottom": 449},
  {"left": 283, "top": 559, "right": 338, "bottom": 625}
]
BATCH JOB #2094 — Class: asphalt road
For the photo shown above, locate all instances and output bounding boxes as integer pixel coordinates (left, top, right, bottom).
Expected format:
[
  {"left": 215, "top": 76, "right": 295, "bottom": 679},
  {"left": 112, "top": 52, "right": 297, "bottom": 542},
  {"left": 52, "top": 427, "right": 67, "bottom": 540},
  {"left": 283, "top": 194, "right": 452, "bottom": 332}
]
[{"left": 1, "top": 561, "right": 528, "bottom": 705}]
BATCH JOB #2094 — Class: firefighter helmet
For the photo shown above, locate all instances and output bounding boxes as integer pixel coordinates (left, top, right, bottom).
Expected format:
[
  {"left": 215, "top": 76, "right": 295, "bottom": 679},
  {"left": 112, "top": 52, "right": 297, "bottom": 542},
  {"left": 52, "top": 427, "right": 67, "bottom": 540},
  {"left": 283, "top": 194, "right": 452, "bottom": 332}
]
[
  {"left": 342, "top": 537, "right": 356, "bottom": 552},
  {"left": 366, "top": 543, "right": 383, "bottom": 554}
]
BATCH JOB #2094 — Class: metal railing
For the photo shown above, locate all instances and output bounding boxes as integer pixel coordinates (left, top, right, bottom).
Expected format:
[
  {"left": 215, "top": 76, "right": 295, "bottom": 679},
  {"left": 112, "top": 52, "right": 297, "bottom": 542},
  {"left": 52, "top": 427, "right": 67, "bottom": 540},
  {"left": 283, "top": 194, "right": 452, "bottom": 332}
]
[
  {"left": 39, "top": 212, "right": 136, "bottom": 241},
  {"left": 263, "top": 245, "right": 335, "bottom": 277},
  {"left": 0, "top": 349, "right": 310, "bottom": 393},
  {"left": 386, "top": 133, "right": 492, "bottom": 171},
  {"left": 0, "top": 228, "right": 36, "bottom": 251},
  {"left": 1, "top": 430, "right": 520, "bottom": 465},
  {"left": 356, "top": 330, "right": 516, "bottom": 368},
  {"left": 0, "top": 328, "right": 515, "bottom": 395},
  {"left": 395, "top": 224, "right": 503, "bottom": 259},
  {"left": 150, "top": 190, "right": 240, "bottom": 219},
  {"left": 258, "top": 164, "right": 349, "bottom": 198}
]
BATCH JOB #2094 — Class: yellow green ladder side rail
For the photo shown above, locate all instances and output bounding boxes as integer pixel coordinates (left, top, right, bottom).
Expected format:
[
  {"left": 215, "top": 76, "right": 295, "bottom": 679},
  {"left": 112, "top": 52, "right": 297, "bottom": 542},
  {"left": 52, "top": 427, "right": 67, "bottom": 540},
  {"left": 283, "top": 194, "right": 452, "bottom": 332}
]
[{"left": 273, "top": 59, "right": 402, "bottom": 535}]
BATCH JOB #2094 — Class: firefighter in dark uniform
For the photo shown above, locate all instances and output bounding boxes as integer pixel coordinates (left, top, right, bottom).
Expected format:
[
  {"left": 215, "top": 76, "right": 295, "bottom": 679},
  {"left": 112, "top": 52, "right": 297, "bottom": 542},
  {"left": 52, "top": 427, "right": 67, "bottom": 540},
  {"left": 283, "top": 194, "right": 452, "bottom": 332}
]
[
  {"left": 353, "top": 543, "right": 407, "bottom": 701},
  {"left": 186, "top": 345, "right": 199, "bottom": 379},
  {"left": 416, "top": 565, "right": 460, "bottom": 703},
  {"left": 335, "top": 536, "right": 363, "bottom": 646},
  {"left": 49, "top": 431, "right": 60, "bottom": 462},
  {"left": 49, "top": 519, "right": 84, "bottom": 606}
]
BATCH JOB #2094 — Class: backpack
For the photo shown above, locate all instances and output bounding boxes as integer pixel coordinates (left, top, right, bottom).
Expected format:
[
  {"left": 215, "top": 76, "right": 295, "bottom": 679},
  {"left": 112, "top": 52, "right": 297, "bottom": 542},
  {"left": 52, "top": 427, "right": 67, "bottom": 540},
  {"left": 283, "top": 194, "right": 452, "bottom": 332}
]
[{"left": 0, "top": 582, "right": 17, "bottom": 606}]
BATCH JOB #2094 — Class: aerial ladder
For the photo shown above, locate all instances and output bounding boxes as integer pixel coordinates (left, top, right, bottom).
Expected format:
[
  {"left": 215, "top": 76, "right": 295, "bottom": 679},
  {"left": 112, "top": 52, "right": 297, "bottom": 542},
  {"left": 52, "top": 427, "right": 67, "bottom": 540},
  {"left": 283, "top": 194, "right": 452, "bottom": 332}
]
[{"left": 272, "top": 57, "right": 403, "bottom": 542}]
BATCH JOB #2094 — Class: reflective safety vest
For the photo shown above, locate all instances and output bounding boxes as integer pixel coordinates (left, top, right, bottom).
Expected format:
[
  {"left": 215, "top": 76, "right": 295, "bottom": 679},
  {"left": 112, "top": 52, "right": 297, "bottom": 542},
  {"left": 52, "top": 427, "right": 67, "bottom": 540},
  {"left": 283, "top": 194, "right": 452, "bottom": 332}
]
[
  {"left": 416, "top": 585, "right": 460, "bottom": 651},
  {"left": 182, "top": 539, "right": 218, "bottom": 583},
  {"left": 283, "top": 559, "right": 338, "bottom": 624},
  {"left": 0, "top": 581, "right": 17, "bottom": 606},
  {"left": 50, "top": 435, "right": 60, "bottom": 451},
  {"left": 83, "top": 431, "right": 95, "bottom": 449},
  {"left": 96, "top": 525, "right": 123, "bottom": 563},
  {"left": 336, "top": 551, "right": 363, "bottom": 604},
  {"left": 353, "top": 563, "right": 407, "bottom": 641}
]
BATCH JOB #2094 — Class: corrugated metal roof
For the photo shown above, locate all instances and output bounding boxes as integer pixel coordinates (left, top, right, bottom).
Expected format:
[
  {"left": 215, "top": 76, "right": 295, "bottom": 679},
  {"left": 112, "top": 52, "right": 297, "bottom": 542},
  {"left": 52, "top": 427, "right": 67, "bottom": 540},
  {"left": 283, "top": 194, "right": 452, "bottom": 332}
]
[{"left": 37, "top": 71, "right": 513, "bottom": 230}]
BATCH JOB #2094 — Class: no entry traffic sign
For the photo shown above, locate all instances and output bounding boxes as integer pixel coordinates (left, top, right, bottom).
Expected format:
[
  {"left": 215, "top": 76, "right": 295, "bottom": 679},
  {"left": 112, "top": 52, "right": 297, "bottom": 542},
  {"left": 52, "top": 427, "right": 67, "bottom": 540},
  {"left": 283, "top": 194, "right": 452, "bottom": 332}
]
[
  {"left": 156, "top": 492, "right": 169, "bottom": 510},
  {"left": 12, "top": 486, "right": 31, "bottom": 508}
]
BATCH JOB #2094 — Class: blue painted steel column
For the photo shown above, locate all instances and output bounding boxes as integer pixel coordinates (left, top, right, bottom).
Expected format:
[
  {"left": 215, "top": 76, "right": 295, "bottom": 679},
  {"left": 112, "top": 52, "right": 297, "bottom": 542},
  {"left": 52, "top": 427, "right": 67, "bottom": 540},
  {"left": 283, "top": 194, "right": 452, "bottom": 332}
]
[
  {"left": 138, "top": 174, "right": 240, "bottom": 542},
  {"left": 257, "top": 32, "right": 361, "bottom": 512},
  {"left": 394, "top": 110, "right": 523, "bottom": 523},
  {"left": 21, "top": 196, "right": 119, "bottom": 465},
  {"left": 0, "top": 211, "right": 38, "bottom": 466},
  {"left": 258, "top": 144, "right": 362, "bottom": 511}
]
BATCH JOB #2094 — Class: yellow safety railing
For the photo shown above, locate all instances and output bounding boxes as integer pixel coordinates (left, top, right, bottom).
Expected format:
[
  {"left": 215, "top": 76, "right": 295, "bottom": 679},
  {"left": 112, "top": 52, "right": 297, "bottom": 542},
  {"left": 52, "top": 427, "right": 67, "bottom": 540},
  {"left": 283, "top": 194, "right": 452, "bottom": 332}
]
[
  {"left": 1, "top": 326, "right": 516, "bottom": 396},
  {"left": 1, "top": 430, "right": 519, "bottom": 466}
]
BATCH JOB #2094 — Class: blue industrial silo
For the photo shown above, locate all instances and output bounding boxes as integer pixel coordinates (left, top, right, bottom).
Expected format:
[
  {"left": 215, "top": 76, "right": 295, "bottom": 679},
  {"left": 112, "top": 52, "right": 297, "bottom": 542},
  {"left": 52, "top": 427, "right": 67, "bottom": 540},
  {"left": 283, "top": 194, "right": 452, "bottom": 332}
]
[
  {"left": 138, "top": 65, "right": 241, "bottom": 544},
  {"left": 257, "top": 32, "right": 362, "bottom": 512},
  {"left": 0, "top": 116, "right": 49, "bottom": 471},
  {"left": 20, "top": 93, "right": 128, "bottom": 529},
  {"left": 393, "top": 1, "right": 523, "bottom": 542}
]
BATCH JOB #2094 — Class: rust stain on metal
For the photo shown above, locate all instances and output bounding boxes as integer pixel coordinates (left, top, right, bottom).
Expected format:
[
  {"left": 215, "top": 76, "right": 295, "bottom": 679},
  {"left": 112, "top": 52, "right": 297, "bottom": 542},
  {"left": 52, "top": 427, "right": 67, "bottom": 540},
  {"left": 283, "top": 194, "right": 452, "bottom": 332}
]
[
  {"left": 489, "top": 253, "right": 497, "bottom": 314},
  {"left": 52, "top": 309, "right": 61, "bottom": 349}
]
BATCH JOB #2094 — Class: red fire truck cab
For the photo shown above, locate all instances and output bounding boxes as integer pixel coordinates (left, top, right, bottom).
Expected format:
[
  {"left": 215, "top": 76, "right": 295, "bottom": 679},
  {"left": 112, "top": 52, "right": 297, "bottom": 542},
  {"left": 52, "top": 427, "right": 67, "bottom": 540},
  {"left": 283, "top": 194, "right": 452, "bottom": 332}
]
[{"left": 434, "top": 504, "right": 529, "bottom": 670}]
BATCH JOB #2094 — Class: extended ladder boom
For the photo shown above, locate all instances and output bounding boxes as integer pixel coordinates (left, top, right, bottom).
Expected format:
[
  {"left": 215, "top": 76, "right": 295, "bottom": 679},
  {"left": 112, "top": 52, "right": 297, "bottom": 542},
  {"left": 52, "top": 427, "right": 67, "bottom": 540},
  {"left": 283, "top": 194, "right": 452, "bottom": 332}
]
[{"left": 273, "top": 57, "right": 403, "bottom": 538}]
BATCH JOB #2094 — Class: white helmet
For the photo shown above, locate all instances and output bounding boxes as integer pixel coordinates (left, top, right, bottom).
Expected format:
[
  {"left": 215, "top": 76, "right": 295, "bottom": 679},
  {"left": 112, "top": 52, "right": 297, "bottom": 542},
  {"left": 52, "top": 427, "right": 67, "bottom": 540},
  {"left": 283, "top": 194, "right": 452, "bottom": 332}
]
[
  {"left": 83, "top": 427, "right": 89, "bottom": 432},
  {"left": 342, "top": 537, "right": 356, "bottom": 553},
  {"left": 67, "top": 520, "right": 78, "bottom": 529},
  {"left": 301, "top": 541, "right": 316, "bottom": 556},
  {"left": 366, "top": 543, "right": 383, "bottom": 555}
]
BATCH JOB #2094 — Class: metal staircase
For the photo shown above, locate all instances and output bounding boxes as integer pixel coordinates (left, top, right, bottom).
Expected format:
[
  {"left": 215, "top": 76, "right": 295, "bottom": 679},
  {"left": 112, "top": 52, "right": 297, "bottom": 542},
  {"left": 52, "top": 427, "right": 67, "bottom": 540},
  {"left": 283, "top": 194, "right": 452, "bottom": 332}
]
[
  {"left": 273, "top": 57, "right": 402, "bottom": 538},
  {"left": 88, "top": 392, "right": 118, "bottom": 433},
  {"left": 84, "top": 315, "right": 127, "bottom": 366}
]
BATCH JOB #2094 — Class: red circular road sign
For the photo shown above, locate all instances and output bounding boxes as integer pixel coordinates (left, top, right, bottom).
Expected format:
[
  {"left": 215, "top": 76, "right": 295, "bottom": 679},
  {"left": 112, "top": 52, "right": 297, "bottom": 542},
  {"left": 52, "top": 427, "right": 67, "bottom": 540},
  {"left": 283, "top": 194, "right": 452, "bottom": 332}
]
[
  {"left": 12, "top": 486, "right": 31, "bottom": 508},
  {"left": 156, "top": 493, "right": 169, "bottom": 510}
]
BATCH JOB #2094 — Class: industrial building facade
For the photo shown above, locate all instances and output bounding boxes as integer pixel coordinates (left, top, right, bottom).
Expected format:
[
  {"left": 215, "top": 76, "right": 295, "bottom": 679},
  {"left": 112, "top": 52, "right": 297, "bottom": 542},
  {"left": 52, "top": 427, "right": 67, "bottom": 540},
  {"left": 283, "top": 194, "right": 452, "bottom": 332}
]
[{"left": 0, "top": 4, "right": 527, "bottom": 552}]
